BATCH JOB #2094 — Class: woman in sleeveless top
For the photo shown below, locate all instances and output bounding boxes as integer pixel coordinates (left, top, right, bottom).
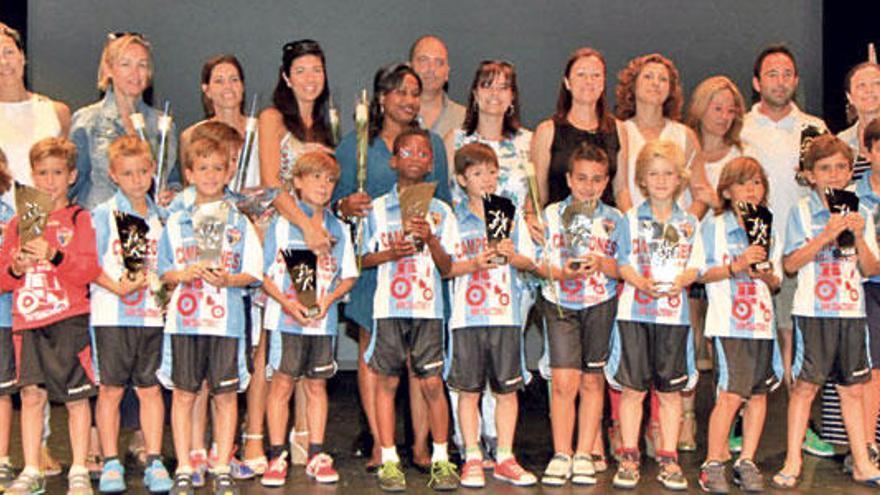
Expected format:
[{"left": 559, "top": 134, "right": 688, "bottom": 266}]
[
  {"left": 685, "top": 76, "right": 747, "bottom": 216},
  {"left": 612, "top": 53, "right": 706, "bottom": 215},
  {"left": 180, "top": 54, "right": 260, "bottom": 189},
  {"left": 70, "top": 33, "right": 176, "bottom": 210},
  {"left": 257, "top": 39, "right": 336, "bottom": 468},
  {"left": 0, "top": 23, "right": 70, "bottom": 206},
  {"left": 532, "top": 47, "right": 622, "bottom": 208},
  {"left": 259, "top": 39, "right": 335, "bottom": 254},
  {"left": 838, "top": 62, "right": 880, "bottom": 182}
]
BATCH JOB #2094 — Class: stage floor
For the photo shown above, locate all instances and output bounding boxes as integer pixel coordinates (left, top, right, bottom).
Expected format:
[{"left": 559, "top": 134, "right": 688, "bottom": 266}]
[{"left": 16, "top": 370, "right": 878, "bottom": 494}]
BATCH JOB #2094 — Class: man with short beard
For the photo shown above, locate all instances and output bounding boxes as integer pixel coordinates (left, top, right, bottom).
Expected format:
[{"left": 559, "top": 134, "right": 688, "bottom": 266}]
[
  {"left": 740, "top": 44, "right": 833, "bottom": 460},
  {"left": 410, "top": 36, "right": 466, "bottom": 141}
]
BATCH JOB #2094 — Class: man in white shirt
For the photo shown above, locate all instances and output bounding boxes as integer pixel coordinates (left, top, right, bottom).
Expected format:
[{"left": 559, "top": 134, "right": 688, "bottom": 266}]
[{"left": 740, "top": 44, "right": 833, "bottom": 458}]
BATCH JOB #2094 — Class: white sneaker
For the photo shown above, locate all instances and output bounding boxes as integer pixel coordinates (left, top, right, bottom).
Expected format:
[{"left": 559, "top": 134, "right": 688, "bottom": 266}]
[
  {"left": 571, "top": 454, "right": 596, "bottom": 485},
  {"left": 541, "top": 454, "right": 571, "bottom": 486}
]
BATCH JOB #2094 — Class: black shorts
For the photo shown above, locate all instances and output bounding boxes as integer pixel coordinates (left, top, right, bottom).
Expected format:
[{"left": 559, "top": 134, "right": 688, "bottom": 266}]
[
  {"left": 266, "top": 332, "right": 336, "bottom": 380},
  {"left": 447, "top": 326, "right": 525, "bottom": 394},
  {"left": 158, "top": 334, "right": 246, "bottom": 394},
  {"left": 17, "top": 315, "right": 97, "bottom": 402},
  {"left": 93, "top": 326, "right": 163, "bottom": 388},
  {"left": 864, "top": 282, "right": 880, "bottom": 369},
  {"left": 607, "top": 320, "right": 695, "bottom": 393},
  {"left": 366, "top": 318, "right": 444, "bottom": 377},
  {"left": 544, "top": 298, "right": 616, "bottom": 372},
  {"left": 792, "top": 316, "right": 871, "bottom": 386},
  {"left": 714, "top": 337, "right": 781, "bottom": 398},
  {"left": 0, "top": 328, "right": 16, "bottom": 395}
]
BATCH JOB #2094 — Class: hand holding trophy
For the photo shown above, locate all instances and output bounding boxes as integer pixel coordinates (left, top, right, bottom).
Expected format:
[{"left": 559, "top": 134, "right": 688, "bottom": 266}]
[{"left": 281, "top": 249, "right": 320, "bottom": 320}]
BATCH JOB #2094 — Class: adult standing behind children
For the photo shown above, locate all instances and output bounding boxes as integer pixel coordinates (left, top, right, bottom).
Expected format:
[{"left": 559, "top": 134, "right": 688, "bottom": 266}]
[
  {"left": 409, "top": 35, "right": 466, "bottom": 140},
  {"left": 0, "top": 23, "right": 71, "bottom": 207},
  {"left": 334, "top": 63, "right": 450, "bottom": 471},
  {"left": 69, "top": 33, "right": 177, "bottom": 210}
]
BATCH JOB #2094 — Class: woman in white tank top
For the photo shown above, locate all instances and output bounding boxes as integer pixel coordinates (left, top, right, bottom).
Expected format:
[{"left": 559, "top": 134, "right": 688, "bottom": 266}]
[
  {"left": 0, "top": 24, "right": 70, "bottom": 206},
  {"left": 612, "top": 54, "right": 703, "bottom": 214}
]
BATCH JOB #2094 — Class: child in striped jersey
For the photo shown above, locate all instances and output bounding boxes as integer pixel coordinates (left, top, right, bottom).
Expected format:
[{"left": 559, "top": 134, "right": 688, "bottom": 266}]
[
  {"left": 90, "top": 136, "right": 172, "bottom": 493},
  {"left": 774, "top": 134, "right": 880, "bottom": 489},
  {"left": 606, "top": 140, "right": 700, "bottom": 491},
  {"left": 445, "top": 143, "right": 537, "bottom": 488},
  {"left": 695, "top": 157, "right": 782, "bottom": 493},
  {"left": 157, "top": 136, "right": 263, "bottom": 495},
  {"left": 260, "top": 151, "right": 357, "bottom": 487},
  {"left": 361, "top": 129, "right": 458, "bottom": 492},
  {"left": 539, "top": 142, "right": 621, "bottom": 487},
  {"left": 0, "top": 150, "right": 15, "bottom": 489}
]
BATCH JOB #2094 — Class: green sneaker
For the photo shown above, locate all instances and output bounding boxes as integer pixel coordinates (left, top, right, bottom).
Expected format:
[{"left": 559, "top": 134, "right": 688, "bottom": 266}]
[
  {"left": 802, "top": 428, "right": 835, "bottom": 458},
  {"left": 377, "top": 461, "right": 406, "bottom": 492},
  {"left": 428, "top": 460, "right": 459, "bottom": 491}
]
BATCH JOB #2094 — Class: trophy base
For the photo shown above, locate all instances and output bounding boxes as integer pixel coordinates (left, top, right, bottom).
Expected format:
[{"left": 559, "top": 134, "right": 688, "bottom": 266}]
[
  {"left": 752, "top": 261, "right": 772, "bottom": 272},
  {"left": 305, "top": 306, "right": 321, "bottom": 319},
  {"left": 654, "top": 281, "right": 675, "bottom": 293},
  {"left": 489, "top": 254, "right": 508, "bottom": 265}
]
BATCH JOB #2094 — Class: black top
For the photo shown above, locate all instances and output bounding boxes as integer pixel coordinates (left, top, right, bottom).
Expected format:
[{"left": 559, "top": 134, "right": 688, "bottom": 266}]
[{"left": 547, "top": 119, "right": 619, "bottom": 206}]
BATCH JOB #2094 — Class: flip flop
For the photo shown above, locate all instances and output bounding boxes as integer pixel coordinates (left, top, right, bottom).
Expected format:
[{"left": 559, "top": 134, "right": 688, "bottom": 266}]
[
  {"left": 854, "top": 475, "right": 880, "bottom": 487},
  {"left": 770, "top": 471, "right": 800, "bottom": 490}
]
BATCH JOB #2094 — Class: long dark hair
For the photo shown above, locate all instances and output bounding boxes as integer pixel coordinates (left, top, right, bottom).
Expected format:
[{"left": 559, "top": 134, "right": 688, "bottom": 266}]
[
  {"left": 200, "top": 54, "right": 245, "bottom": 118},
  {"left": 462, "top": 60, "right": 521, "bottom": 139},
  {"left": 271, "top": 39, "right": 332, "bottom": 146},
  {"left": 368, "top": 63, "right": 422, "bottom": 143},
  {"left": 553, "top": 48, "right": 614, "bottom": 134}
]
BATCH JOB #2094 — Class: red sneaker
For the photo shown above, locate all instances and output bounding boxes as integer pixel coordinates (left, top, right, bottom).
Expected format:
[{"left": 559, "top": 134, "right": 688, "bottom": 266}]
[
  {"left": 493, "top": 458, "right": 537, "bottom": 486},
  {"left": 460, "top": 459, "right": 485, "bottom": 488},
  {"left": 261, "top": 453, "right": 289, "bottom": 487},
  {"left": 306, "top": 453, "right": 339, "bottom": 484}
]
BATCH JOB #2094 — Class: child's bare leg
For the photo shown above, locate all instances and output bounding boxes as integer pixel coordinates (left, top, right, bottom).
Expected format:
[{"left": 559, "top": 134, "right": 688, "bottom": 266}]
[
  {"left": 96, "top": 385, "right": 125, "bottom": 458},
  {"left": 494, "top": 392, "right": 517, "bottom": 453},
  {"left": 741, "top": 394, "right": 766, "bottom": 460},
  {"left": 458, "top": 392, "right": 481, "bottom": 453},
  {"left": 863, "top": 370, "right": 880, "bottom": 445},
  {"left": 657, "top": 391, "right": 683, "bottom": 454},
  {"left": 211, "top": 391, "right": 238, "bottom": 471},
  {"left": 418, "top": 376, "right": 449, "bottom": 447},
  {"left": 376, "top": 374, "right": 400, "bottom": 449},
  {"left": 575, "top": 373, "right": 605, "bottom": 455},
  {"left": 304, "top": 379, "right": 328, "bottom": 446},
  {"left": 706, "top": 391, "right": 742, "bottom": 462},
  {"left": 135, "top": 385, "right": 165, "bottom": 458},
  {"left": 780, "top": 380, "right": 819, "bottom": 476},
  {"left": 550, "top": 369, "right": 578, "bottom": 455},
  {"left": 172, "top": 389, "right": 198, "bottom": 471},
  {"left": 838, "top": 383, "right": 880, "bottom": 480},
  {"left": 20, "top": 386, "right": 46, "bottom": 470},
  {"left": 244, "top": 332, "right": 268, "bottom": 460},
  {"left": 619, "top": 388, "right": 645, "bottom": 450},
  {"left": 358, "top": 328, "right": 381, "bottom": 464},
  {"left": 0, "top": 396, "right": 11, "bottom": 459},
  {"left": 190, "top": 382, "right": 209, "bottom": 452},
  {"left": 67, "top": 398, "right": 92, "bottom": 468},
  {"left": 409, "top": 363, "right": 431, "bottom": 466},
  {"left": 265, "top": 374, "right": 295, "bottom": 450}
]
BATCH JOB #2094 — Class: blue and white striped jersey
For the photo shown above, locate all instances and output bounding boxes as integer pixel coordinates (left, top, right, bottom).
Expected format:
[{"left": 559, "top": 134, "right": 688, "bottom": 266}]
[
  {"left": 90, "top": 191, "right": 166, "bottom": 327},
  {"left": 0, "top": 199, "right": 13, "bottom": 328},
  {"left": 855, "top": 171, "right": 880, "bottom": 284}
]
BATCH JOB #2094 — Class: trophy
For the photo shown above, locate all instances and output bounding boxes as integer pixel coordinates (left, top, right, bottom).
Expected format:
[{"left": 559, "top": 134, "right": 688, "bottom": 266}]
[
  {"left": 562, "top": 199, "right": 599, "bottom": 270},
  {"left": 642, "top": 220, "right": 680, "bottom": 293},
  {"left": 399, "top": 182, "right": 437, "bottom": 251},
  {"left": 736, "top": 202, "right": 773, "bottom": 272},
  {"left": 482, "top": 193, "right": 516, "bottom": 265},
  {"left": 797, "top": 125, "right": 825, "bottom": 186},
  {"left": 14, "top": 182, "right": 53, "bottom": 244},
  {"left": 192, "top": 201, "right": 230, "bottom": 268},
  {"left": 114, "top": 211, "right": 150, "bottom": 281},
  {"left": 825, "top": 187, "right": 859, "bottom": 258},
  {"left": 281, "top": 249, "right": 320, "bottom": 318}
]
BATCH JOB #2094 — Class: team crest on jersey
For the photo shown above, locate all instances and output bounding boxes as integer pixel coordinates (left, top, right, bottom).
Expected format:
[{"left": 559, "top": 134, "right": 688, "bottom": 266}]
[
  {"left": 226, "top": 227, "right": 242, "bottom": 246},
  {"left": 56, "top": 227, "right": 74, "bottom": 247},
  {"left": 678, "top": 221, "right": 694, "bottom": 239}
]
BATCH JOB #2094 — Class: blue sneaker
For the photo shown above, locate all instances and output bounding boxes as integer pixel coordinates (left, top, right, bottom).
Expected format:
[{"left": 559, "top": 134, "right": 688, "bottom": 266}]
[
  {"left": 229, "top": 458, "right": 256, "bottom": 480},
  {"left": 99, "top": 459, "right": 126, "bottom": 493},
  {"left": 144, "top": 459, "right": 174, "bottom": 493}
]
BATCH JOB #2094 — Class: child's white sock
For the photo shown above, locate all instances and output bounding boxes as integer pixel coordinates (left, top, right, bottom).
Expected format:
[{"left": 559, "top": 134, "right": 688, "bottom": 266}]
[
  {"left": 381, "top": 447, "right": 400, "bottom": 464},
  {"left": 431, "top": 442, "right": 449, "bottom": 463}
]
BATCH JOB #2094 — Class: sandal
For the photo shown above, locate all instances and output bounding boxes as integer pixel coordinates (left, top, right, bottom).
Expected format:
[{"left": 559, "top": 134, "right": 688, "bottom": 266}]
[
  {"left": 67, "top": 471, "right": 93, "bottom": 495},
  {"left": 855, "top": 475, "right": 880, "bottom": 487},
  {"left": 289, "top": 430, "right": 309, "bottom": 466},
  {"left": 770, "top": 471, "right": 800, "bottom": 490}
]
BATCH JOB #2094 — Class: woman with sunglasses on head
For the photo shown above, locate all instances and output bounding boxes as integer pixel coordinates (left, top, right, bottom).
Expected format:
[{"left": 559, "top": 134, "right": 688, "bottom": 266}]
[
  {"left": 333, "top": 62, "right": 451, "bottom": 473},
  {"left": 69, "top": 33, "right": 177, "bottom": 210},
  {"left": 442, "top": 59, "right": 538, "bottom": 485},
  {"left": 0, "top": 21, "right": 71, "bottom": 484},
  {"left": 257, "top": 39, "right": 336, "bottom": 480}
]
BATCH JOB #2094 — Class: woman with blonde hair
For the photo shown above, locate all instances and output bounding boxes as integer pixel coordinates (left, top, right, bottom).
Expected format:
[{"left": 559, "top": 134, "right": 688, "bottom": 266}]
[{"left": 70, "top": 32, "right": 177, "bottom": 210}]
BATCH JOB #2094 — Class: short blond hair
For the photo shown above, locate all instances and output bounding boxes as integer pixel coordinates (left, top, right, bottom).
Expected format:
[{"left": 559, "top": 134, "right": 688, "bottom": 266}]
[
  {"left": 186, "top": 137, "right": 227, "bottom": 171},
  {"left": 291, "top": 151, "right": 340, "bottom": 189},
  {"left": 634, "top": 139, "right": 689, "bottom": 201},
  {"left": 108, "top": 135, "right": 152, "bottom": 171},
  {"left": 98, "top": 34, "right": 153, "bottom": 92},
  {"left": 30, "top": 137, "right": 77, "bottom": 171}
]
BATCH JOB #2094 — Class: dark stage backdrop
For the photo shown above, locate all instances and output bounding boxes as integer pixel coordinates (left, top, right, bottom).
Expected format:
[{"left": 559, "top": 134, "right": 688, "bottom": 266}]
[
  {"left": 24, "top": 0, "right": 823, "bottom": 367},
  {"left": 27, "top": 0, "right": 823, "bottom": 137}
]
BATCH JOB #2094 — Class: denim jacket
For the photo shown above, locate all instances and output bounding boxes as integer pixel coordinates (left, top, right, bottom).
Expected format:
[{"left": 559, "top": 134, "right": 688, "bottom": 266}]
[{"left": 69, "top": 87, "right": 179, "bottom": 209}]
